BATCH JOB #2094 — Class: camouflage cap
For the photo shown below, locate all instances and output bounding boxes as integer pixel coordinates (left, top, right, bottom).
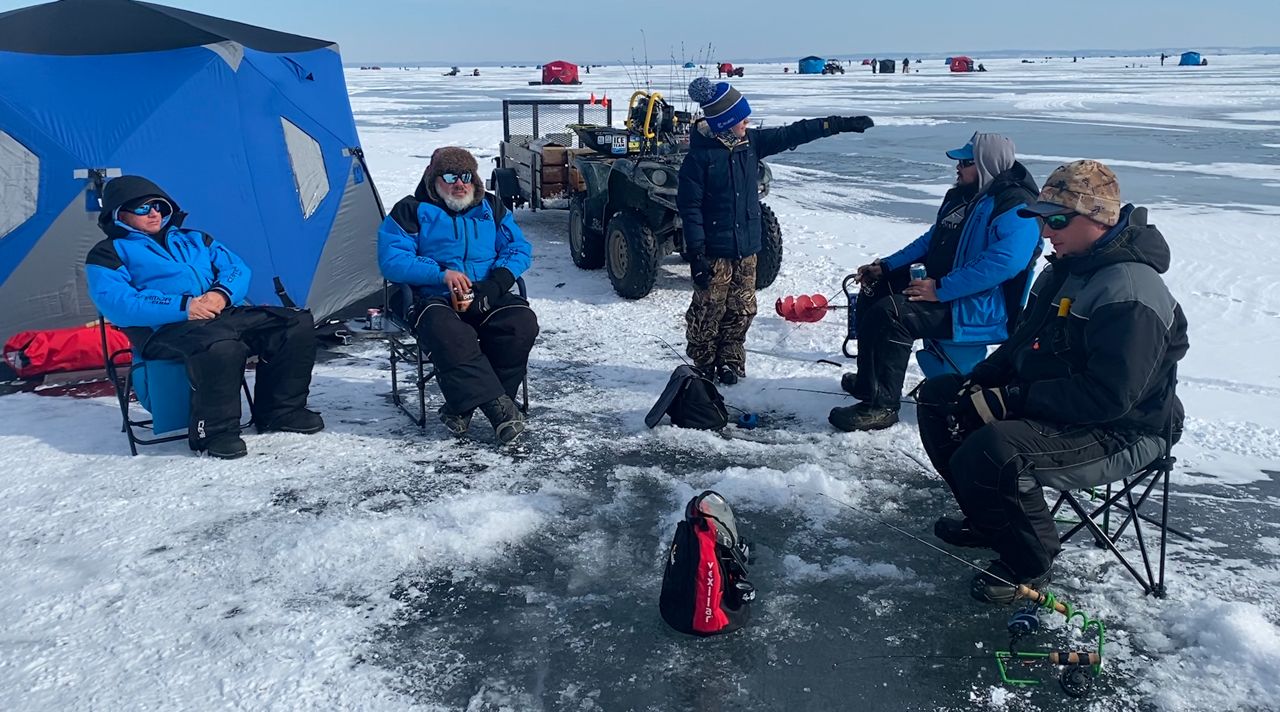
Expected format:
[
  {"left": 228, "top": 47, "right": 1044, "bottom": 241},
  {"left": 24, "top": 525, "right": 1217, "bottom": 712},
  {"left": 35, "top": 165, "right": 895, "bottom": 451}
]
[{"left": 1017, "top": 159, "right": 1122, "bottom": 227}]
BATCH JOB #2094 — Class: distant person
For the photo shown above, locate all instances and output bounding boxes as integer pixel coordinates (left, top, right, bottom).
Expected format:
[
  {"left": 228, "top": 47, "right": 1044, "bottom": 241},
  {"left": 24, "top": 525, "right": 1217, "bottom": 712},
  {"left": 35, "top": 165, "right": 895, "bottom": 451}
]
[
  {"left": 830, "top": 133, "right": 1040, "bottom": 432},
  {"left": 871, "top": 58, "right": 878, "bottom": 74},
  {"left": 472, "top": 68, "right": 480, "bottom": 76},
  {"left": 378, "top": 147, "right": 537, "bottom": 445},
  {"left": 902, "top": 57, "right": 910, "bottom": 73},
  {"left": 681, "top": 77, "right": 874, "bottom": 385},
  {"left": 86, "top": 175, "right": 324, "bottom": 459},
  {"left": 915, "top": 160, "right": 1188, "bottom": 604},
  {"left": 1160, "top": 52, "right": 1166, "bottom": 66},
  {"left": 977, "top": 63, "right": 987, "bottom": 72}
]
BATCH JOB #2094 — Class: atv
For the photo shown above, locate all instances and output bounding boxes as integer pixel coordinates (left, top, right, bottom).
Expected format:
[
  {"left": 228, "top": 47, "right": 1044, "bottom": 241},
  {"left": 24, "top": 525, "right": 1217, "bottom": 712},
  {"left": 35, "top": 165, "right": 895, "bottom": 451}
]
[{"left": 568, "top": 91, "right": 783, "bottom": 299}]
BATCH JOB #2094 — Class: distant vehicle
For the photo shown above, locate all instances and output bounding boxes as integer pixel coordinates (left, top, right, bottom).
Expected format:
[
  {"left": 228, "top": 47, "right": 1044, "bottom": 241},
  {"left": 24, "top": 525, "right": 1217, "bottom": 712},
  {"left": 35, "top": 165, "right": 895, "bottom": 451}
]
[
  {"left": 717, "top": 62, "right": 744, "bottom": 77},
  {"left": 821, "top": 60, "right": 845, "bottom": 75}
]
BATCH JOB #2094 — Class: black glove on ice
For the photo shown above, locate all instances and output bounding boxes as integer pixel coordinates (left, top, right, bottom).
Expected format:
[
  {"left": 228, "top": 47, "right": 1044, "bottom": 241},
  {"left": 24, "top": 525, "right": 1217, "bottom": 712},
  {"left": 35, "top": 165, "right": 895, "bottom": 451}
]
[
  {"left": 688, "top": 253, "right": 713, "bottom": 290},
  {"left": 831, "top": 115, "right": 875, "bottom": 133}
]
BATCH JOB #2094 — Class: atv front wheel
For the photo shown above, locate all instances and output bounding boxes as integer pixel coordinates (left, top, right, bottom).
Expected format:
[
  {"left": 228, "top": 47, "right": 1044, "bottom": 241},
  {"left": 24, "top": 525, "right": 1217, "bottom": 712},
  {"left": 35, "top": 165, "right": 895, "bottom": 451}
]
[
  {"left": 606, "top": 211, "right": 659, "bottom": 299},
  {"left": 569, "top": 193, "right": 605, "bottom": 269},
  {"left": 756, "top": 203, "right": 784, "bottom": 290}
]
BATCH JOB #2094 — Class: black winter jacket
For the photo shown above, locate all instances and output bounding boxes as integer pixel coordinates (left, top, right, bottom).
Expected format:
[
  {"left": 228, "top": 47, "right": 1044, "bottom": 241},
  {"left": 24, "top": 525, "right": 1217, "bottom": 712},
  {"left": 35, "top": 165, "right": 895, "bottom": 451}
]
[
  {"left": 677, "top": 118, "right": 840, "bottom": 259},
  {"left": 973, "top": 205, "right": 1189, "bottom": 436}
]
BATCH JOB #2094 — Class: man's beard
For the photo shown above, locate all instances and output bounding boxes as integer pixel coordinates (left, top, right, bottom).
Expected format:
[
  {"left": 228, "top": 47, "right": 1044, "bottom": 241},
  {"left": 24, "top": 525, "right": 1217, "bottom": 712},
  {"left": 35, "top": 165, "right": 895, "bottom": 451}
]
[{"left": 440, "top": 186, "right": 475, "bottom": 212}]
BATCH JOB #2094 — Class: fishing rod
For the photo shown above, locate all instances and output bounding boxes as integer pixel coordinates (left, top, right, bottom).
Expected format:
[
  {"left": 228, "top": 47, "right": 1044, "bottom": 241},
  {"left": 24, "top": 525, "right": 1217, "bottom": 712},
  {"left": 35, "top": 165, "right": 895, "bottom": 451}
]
[{"left": 802, "top": 488, "right": 1106, "bottom": 697}]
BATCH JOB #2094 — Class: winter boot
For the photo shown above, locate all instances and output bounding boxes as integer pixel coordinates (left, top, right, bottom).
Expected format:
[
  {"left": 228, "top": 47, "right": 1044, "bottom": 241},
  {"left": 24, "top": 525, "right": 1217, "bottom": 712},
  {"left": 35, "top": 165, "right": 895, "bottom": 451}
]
[
  {"left": 480, "top": 395, "right": 525, "bottom": 445},
  {"left": 438, "top": 403, "right": 473, "bottom": 437},
  {"left": 203, "top": 433, "right": 248, "bottom": 460},
  {"left": 840, "top": 372, "right": 858, "bottom": 396},
  {"left": 257, "top": 408, "right": 325, "bottom": 435},
  {"left": 828, "top": 403, "right": 899, "bottom": 432},
  {"left": 970, "top": 559, "right": 1052, "bottom": 605},
  {"left": 933, "top": 516, "right": 993, "bottom": 549},
  {"left": 717, "top": 366, "right": 740, "bottom": 386}
]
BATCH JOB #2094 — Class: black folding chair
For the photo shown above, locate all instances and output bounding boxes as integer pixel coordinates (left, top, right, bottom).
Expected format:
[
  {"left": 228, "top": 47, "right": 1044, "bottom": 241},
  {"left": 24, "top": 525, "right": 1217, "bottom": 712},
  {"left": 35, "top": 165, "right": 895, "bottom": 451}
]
[
  {"left": 98, "top": 316, "right": 253, "bottom": 456},
  {"left": 386, "top": 278, "right": 529, "bottom": 429},
  {"left": 1048, "top": 425, "right": 1193, "bottom": 598}
]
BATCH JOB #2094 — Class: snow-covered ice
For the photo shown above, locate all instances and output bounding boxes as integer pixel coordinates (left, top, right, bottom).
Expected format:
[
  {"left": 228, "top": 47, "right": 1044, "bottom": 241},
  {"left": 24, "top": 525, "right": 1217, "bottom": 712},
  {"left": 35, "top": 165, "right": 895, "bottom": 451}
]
[{"left": 2, "top": 54, "right": 1279, "bottom": 711}]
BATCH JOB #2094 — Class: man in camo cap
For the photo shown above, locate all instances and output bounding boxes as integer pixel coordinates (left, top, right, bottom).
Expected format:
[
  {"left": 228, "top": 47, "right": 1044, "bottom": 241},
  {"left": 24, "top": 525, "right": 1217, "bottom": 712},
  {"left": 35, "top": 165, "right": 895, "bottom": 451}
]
[{"left": 913, "top": 159, "right": 1189, "bottom": 604}]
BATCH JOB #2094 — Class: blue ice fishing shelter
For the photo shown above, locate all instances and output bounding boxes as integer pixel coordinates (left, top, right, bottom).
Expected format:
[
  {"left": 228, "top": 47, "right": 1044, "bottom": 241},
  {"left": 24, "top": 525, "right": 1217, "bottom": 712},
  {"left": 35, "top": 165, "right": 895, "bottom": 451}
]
[
  {"left": 0, "top": 0, "right": 384, "bottom": 342},
  {"left": 798, "top": 56, "right": 825, "bottom": 74},
  {"left": 682, "top": 61, "right": 696, "bottom": 69},
  {"left": 1178, "top": 51, "right": 1202, "bottom": 66}
]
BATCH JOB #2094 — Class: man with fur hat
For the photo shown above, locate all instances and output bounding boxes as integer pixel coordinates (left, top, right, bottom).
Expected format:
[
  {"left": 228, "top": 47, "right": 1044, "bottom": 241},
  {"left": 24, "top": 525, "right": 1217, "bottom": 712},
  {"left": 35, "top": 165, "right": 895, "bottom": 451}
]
[
  {"left": 378, "top": 147, "right": 537, "bottom": 445},
  {"left": 680, "top": 76, "right": 874, "bottom": 385},
  {"left": 831, "top": 133, "right": 1042, "bottom": 432},
  {"left": 914, "top": 160, "right": 1188, "bottom": 603},
  {"left": 85, "top": 175, "right": 323, "bottom": 460}
]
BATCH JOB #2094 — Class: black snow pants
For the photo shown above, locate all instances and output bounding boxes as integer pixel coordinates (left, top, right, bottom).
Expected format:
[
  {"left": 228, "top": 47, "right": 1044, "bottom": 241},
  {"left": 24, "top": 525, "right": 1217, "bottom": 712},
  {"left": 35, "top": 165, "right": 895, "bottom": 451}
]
[
  {"left": 916, "top": 373, "right": 1142, "bottom": 578},
  {"left": 142, "top": 306, "right": 316, "bottom": 449},
  {"left": 849, "top": 267, "right": 952, "bottom": 409},
  {"left": 413, "top": 293, "right": 539, "bottom": 413}
]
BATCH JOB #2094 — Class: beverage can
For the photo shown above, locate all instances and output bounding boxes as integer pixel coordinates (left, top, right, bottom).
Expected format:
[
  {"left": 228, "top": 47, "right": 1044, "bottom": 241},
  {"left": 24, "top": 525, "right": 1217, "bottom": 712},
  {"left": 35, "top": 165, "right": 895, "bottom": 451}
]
[
  {"left": 366, "top": 308, "right": 383, "bottom": 331},
  {"left": 909, "top": 263, "right": 928, "bottom": 282},
  {"left": 451, "top": 288, "right": 474, "bottom": 312}
]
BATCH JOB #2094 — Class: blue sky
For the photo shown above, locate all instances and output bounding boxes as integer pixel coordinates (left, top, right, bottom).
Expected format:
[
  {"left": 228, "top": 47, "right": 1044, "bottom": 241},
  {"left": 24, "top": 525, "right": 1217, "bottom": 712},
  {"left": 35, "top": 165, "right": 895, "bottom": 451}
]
[{"left": 2, "top": 0, "right": 1275, "bottom": 63}]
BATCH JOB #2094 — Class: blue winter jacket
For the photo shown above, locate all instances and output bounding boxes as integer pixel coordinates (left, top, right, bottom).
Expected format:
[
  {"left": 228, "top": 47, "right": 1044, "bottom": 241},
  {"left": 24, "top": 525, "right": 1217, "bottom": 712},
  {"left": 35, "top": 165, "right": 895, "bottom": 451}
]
[
  {"left": 881, "top": 165, "right": 1041, "bottom": 343},
  {"left": 378, "top": 187, "right": 533, "bottom": 299},
  {"left": 86, "top": 176, "right": 251, "bottom": 334}
]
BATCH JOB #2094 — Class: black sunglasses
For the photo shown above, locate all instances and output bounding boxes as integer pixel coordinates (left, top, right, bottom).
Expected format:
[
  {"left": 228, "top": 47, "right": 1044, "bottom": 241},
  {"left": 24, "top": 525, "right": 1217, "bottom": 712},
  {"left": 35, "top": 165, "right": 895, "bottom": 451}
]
[
  {"left": 956, "top": 159, "right": 975, "bottom": 168},
  {"left": 127, "top": 199, "right": 172, "bottom": 217},
  {"left": 1044, "top": 212, "right": 1079, "bottom": 230},
  {"left": 439, "top": 171, "right": 473, "bottom": 185}
]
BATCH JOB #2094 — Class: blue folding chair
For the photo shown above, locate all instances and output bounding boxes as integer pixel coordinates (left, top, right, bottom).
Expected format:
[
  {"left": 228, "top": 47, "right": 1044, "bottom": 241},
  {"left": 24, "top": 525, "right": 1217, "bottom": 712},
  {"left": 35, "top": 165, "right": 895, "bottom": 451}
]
[
  {"left": 98, "top": 317, "right": 253, "bottom": 456},
  {"left": 915, "top": 338, "right": 992, "bottom": 379}
]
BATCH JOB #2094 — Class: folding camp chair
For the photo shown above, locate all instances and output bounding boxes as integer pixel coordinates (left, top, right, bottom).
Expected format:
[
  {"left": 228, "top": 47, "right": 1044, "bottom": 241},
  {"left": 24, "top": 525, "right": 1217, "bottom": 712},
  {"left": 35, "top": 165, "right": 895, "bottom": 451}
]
[
  {"left": 1048, "top": 421, "right": 1192, "bottom": 597},
  {"left": 915, "top": 338, "right": 992, "bottom": 379},
  {"left": 386, "top": 278, "right": 529, "bottom": 429},
  {"left": 98, "top": 317, "right": 253, "bottom": 456}
]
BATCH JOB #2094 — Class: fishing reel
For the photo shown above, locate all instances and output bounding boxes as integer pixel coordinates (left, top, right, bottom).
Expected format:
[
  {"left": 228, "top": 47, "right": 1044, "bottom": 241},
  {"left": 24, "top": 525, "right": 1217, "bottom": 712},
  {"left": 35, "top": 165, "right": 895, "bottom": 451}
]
[{"left": 994, "top": 589, "right": 1104, "bottom": 698}]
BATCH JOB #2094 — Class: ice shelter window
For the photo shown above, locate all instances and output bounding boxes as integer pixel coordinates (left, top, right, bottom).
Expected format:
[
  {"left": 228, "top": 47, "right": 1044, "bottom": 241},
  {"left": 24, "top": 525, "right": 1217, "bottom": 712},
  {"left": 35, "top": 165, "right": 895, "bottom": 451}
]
[
  {"left": 0, "top": 130, "right": 38, "bottom": 240},
  {"left": 280, "top": 118, "right": 329, "bottom": 219}
]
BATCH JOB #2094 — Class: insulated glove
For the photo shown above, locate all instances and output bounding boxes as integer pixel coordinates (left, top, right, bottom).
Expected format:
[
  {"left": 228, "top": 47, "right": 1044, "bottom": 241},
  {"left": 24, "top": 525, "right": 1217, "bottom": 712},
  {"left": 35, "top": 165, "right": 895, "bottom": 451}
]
[
  {"left": 468, "top": 279, "right": 502, "bottom": 314},
  {"left": 965, "top": 360, "right": 1009, "bottom": 389},
  {"left": 957, "top": 385, "right": 1022, "bottom": 425},
  {"left": 831, "top": 116, "right": 875, "bottom": 133},
  {"left": 688, "top": 253, "right": 713, "bottom": 290},
  {"left": 466, "top": 267, "right": 516, "bottom": 314}
]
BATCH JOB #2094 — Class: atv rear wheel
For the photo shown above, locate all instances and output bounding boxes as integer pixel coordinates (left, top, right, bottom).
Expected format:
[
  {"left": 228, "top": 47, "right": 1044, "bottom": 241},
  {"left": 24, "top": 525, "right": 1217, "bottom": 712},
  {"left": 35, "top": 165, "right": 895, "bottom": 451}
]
[
  {"left": 606, "top": 211, "right": 659, "bottom": 299},
  {"left": 569, "top": 193, "right": 605, "bottom": 269},
  {"left": 756, "top": 203, "right": 783, "bottom": 290}
]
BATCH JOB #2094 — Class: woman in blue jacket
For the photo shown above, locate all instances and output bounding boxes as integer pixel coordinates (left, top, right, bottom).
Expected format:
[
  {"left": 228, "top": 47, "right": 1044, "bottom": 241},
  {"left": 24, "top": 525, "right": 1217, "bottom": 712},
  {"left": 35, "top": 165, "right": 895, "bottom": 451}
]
[
  {"left": 830, "top": 133, "right": 1041, "bottom": 432},
  {"left": 378, "top": 147, "right": 536, "bottom": 445}
]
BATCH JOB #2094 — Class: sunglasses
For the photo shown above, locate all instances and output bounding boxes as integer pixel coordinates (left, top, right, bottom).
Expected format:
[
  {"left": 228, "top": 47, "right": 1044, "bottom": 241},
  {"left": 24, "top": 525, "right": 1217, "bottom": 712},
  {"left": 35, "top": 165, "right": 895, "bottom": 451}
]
[
  {"left": 127, "top": 199, "right": 172, "bottom": 216},
  {"left": 1044, "top": 212, "right": 1079, "bottom": 230},
  {"left": 439, "top": 172, "right": 473, "bottom": 185},
  {"left": 956, "top": 159, "right": 975, "bottom": 168}
]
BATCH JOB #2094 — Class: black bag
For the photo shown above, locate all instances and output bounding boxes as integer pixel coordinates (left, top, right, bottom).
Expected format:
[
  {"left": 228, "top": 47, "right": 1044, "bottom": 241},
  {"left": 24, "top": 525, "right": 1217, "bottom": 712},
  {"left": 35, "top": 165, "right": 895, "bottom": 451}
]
[
  {"left": 659, "top": 490, "right": 754, "bottom": 636},
  {"left": 645, "top": 365, "right": 729, "bottom": 430}
]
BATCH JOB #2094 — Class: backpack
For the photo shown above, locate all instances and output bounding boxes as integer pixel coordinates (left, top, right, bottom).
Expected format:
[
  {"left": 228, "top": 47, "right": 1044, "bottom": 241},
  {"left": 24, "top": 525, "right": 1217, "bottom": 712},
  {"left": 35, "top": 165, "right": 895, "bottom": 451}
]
[
  {"left": 659, "top": 490, "right": 755, "bottom": 636},
  {"left": 645, "top": 365, "right": 729, "bottom": 430}
]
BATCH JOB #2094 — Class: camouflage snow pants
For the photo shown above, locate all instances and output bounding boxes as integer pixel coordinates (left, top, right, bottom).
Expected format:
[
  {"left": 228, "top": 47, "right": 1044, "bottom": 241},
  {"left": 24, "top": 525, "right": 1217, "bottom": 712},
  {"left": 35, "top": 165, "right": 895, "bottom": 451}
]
[{"left": 685, "top": 255, "right": 757, "bottom": 376}]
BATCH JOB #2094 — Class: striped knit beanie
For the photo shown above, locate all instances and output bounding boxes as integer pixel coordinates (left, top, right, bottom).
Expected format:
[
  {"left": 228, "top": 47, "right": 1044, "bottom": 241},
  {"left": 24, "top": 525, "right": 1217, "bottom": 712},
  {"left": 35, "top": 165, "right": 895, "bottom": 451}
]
[{"left": 688, "top": 77, "right": 751, "bottom": 134}]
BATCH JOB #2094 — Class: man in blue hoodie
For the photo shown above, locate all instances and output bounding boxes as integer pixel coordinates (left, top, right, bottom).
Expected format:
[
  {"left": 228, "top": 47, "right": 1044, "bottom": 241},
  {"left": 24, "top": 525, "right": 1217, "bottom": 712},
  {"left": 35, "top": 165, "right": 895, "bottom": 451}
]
[
  {"left": 378, "top": 147, "right": 537, "bottom": 445},
  {"left": 85, "top": 175, "right": 323, "bottom": 459},
  {"left": 680, "top": 77, "right": 874, "bottom": 385},
  {"left": 830, "top": 133, "right": 1042, "bottom": 431}
]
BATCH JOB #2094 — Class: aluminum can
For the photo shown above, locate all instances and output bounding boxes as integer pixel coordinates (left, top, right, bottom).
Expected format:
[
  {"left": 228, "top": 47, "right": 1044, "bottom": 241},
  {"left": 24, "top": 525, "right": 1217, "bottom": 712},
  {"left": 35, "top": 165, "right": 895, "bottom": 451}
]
[
  {"left": 367, "top": 308, "right": 383, "bottom": 331},
  {"left": 909, "top": 262, "right": 928, "bottom": 282}
]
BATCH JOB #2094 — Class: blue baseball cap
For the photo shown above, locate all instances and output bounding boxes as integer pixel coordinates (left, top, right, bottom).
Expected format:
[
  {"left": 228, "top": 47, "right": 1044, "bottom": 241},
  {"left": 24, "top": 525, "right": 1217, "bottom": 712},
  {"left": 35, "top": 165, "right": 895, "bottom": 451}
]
[{"left": 945, "top": 140, "right": 974, "bottom": 161}]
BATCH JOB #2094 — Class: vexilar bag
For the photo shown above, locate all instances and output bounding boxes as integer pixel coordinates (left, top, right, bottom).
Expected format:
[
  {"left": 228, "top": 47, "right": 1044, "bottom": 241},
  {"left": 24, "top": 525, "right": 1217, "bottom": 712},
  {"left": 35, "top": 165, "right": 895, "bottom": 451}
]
[
  {"left": 645, "top": 365, "right": 729, "bottom": 430},
  {"left": 659, "top": 490, "right": 755, "bottom": 636}
]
